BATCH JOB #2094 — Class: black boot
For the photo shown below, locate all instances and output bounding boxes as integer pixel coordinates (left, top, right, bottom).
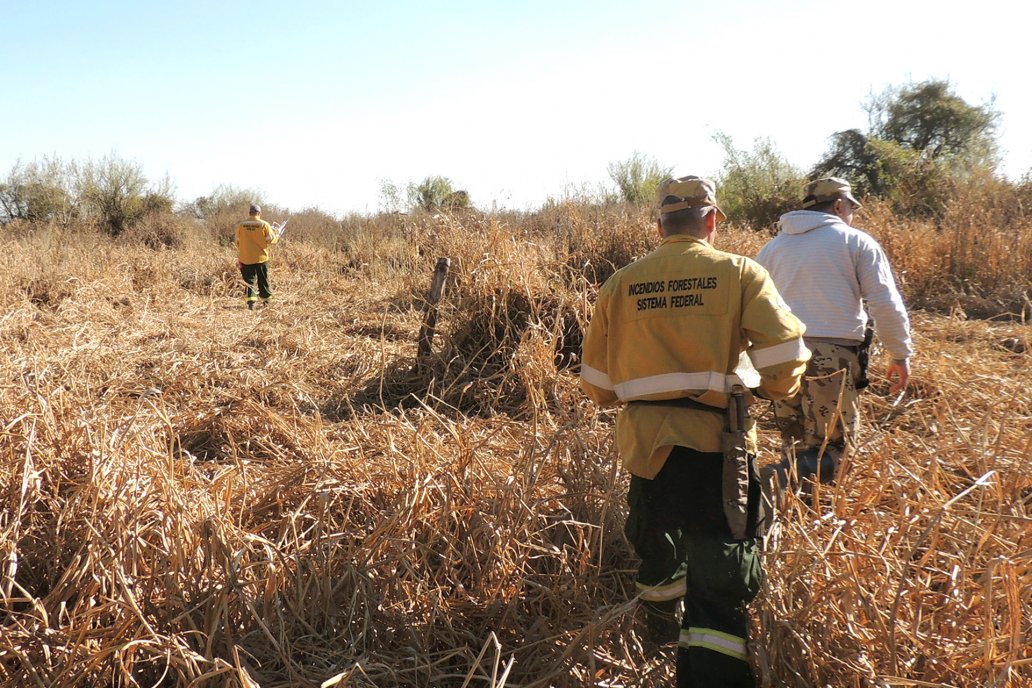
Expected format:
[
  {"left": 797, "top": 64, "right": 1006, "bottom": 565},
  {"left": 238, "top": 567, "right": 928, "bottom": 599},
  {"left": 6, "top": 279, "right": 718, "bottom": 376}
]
[{"left": 772, "top": 446, "right": 838, "bottom": 487}]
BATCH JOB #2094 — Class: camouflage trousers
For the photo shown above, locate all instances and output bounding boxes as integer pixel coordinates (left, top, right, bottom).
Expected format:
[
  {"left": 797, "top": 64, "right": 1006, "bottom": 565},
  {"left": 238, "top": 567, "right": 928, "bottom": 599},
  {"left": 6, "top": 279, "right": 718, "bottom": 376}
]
[{"left": 773, "top": 341, "right": 861, "bottom": 459}]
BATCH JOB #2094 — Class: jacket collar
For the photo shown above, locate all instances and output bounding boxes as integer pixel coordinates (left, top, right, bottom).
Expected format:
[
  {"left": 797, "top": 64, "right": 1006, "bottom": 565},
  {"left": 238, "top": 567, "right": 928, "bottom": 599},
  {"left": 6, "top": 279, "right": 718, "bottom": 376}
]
[{"left": 660, "top": 234, "right": 708, "bottom": 247}]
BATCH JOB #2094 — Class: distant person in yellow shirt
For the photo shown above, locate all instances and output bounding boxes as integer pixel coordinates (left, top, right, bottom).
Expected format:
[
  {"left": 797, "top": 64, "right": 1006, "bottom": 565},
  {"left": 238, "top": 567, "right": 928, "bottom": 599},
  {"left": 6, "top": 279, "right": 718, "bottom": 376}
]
[{"left": 235, "top": 204, "right": 279, "bottom": 310}]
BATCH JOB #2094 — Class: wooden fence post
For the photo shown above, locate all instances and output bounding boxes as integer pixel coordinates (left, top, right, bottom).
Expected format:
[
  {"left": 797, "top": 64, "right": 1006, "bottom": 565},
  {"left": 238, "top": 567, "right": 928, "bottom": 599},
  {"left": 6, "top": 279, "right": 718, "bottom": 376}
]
[{"left": 417, "top": 257, "right": 451, "bottom": 363}]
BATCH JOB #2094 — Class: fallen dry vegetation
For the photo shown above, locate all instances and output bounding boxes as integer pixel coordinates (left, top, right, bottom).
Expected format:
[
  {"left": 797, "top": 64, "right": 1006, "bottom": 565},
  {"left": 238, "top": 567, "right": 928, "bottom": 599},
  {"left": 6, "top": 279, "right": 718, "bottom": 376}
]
[{"left": 0, "top": 203, "right": 1029, "bottom": 687}]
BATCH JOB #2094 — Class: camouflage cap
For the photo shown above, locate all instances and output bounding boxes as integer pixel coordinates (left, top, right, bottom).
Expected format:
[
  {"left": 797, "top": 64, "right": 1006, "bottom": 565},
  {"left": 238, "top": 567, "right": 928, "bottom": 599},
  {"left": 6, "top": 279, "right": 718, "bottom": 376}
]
[
  {"left": 249, "top": 203, "right": 261, "bottom": 214},
  {"left": 802, "top": 177, "right": 861, "bottom": 209},
  {"left": 656, "top": 175, "right": 726, "bottom": 221}
]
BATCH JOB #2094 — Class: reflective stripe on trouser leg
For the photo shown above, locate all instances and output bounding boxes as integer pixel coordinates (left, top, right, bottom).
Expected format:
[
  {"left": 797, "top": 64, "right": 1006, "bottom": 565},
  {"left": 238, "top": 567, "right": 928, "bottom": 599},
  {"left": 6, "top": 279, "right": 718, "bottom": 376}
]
[
  {"left": 240, "top": 263, "right": 259, "bottom": 303},
  {"left": 677, "top": 531, "right": 762, "bottom": 687},
  {"left": 624, "top": 449, "right": 763, "bottom": 687},
  {"left": 679, "top": 627, "right": 747, "bottom": 661},
  {"left": 636, "top": 576, "right": 686, "bottom": 602},
  {"left": 625, "top": 469, "right": 692, "bottom": 606}
]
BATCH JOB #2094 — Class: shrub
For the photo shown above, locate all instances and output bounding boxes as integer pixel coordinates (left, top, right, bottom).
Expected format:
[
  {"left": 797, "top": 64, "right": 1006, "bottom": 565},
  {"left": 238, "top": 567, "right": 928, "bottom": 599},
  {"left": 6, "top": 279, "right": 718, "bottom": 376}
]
[
  {"left": 0, "top": 157, "right": 79, "bottom": 225},
  {"left": 78, "top": 155, "right": 176, "bottom": 236},
  {"left": 607, "top": 152, "right": 672, "bottom": 205},
  {"left": 190, "top": 184, "right": 262, "bottom": 220},
  {"left": 408, "top": 176, "right": 469, "bottom": 212},
  {"left": 118, "top": 212, "right": 212, "bottom": 251},
  {"left": 865, "top": 139, "right": 954, "bottom": 219},
  {"left": 714, "top": 133, "right": 804, "bottom": 231},
  {"left": 814, "top": 80, "right": 1003, "bottom": 221}
]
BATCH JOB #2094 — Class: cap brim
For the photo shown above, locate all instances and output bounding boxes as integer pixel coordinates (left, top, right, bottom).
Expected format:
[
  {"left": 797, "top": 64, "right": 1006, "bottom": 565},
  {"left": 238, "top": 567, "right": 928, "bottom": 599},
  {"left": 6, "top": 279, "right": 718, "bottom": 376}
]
[
  {"left": 658, "top": 202, "right": 727, "bottom": 222},
  {"left": 844, "top": 192, "right": 862, "bottom": 209}
]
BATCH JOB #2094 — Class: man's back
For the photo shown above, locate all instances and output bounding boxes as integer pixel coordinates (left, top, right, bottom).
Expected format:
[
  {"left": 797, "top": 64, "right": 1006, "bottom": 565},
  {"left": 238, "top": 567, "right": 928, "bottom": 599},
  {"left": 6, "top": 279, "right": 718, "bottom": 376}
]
[
  {"left": 581, "top": 232, "right": 809, "bottom": 478},
  {"left": 594, "top": 235, "right": 750, "bottom": 403},
  {"left": 236, "top": 218, "right": 275, "bottom": 265},
  {"left": 584, "top": 234, "right": 806, "bottom": 407},
  {"left": 756, "top": 208, "right": 912, "bottom": 359}
]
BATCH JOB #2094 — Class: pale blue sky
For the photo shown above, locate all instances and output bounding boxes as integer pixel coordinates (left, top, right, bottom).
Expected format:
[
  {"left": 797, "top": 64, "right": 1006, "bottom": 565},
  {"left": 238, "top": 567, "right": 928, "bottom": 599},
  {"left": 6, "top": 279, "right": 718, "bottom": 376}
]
[{"left": 3, "top": 0, "right": 1029, "bottom": 215}]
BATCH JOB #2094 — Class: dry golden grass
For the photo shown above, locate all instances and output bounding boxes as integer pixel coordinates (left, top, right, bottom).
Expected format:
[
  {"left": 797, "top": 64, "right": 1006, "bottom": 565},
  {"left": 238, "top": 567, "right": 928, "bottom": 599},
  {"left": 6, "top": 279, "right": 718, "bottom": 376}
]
[{"left": 0, "top": 205, "right": 1029, "bottom": 687}]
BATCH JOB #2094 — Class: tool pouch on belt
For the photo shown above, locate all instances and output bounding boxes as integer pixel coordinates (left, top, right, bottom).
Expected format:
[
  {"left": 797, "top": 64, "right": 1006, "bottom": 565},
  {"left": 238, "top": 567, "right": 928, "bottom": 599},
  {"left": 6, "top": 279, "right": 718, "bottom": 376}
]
[
  {"left": 722, "top": 384, "right": 751, "bottom": 540},
  {"left": 855, "top": 320, "right": 875, "bottom": 390}
]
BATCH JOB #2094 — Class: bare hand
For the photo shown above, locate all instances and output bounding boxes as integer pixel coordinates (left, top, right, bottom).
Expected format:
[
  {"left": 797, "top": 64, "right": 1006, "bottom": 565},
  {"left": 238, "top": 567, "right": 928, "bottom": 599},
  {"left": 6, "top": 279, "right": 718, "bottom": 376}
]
[{"left": 886, "top": 359, "right": 910, "bottom": 395}]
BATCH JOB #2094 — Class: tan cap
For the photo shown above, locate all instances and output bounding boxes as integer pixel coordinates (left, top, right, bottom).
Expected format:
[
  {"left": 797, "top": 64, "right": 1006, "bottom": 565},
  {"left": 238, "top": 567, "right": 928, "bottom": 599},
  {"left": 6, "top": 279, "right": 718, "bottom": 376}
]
[
  {"left": 802, "top": 177, "right": 861, "bottom": 209},
  {"left": 656, "top": 175, "right": 726, "bottom": 221}
]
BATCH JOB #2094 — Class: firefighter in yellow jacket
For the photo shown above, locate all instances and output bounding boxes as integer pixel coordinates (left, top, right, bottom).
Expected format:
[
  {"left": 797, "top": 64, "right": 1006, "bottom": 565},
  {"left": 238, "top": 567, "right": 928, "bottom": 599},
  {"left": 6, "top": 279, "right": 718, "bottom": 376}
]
[
  {"left": 580, "top": 176, "right": 810, "bottom": 688},
  {"left": 236, "top": 203, "right": 279, "bottom": 310}
]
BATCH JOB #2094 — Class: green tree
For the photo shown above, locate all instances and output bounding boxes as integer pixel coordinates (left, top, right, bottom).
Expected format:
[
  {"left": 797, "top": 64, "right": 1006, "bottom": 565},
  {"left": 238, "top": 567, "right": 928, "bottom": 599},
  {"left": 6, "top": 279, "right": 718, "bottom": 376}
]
[
  {"left": 0, "top": 157, "right": 79, "bottom": 224},
  {"left": 866, "top": 139, "right": 957, "bottom": 219},
  {"left": 714, "top": 133, "right": 803, "bottom": 230},
  {"left": 867, "top": 79, "right": 999, "bottom": 168},
  {"left": 812, "top": 80, "right": 1000, "bottom": 219},
  {"left": 408, "top": 176, "right": 467, "bottom": 212},
  {"left": 191, "top": 184, "right": 261, "bottom": 220},
  {"left": 378, "top": 179, "right": 405, "bottom": 214},
  {"left": 809, "top": 129, "right": 888, "bottom": 198},
  {"left": 443, "top": 189, "right": 470, "bottom": 210},
  {"left": 607, "top": 152, "right": 672, "bottom": 205},
  {"left": 79, "top": 155, "right": 175, "bottom": 235}
]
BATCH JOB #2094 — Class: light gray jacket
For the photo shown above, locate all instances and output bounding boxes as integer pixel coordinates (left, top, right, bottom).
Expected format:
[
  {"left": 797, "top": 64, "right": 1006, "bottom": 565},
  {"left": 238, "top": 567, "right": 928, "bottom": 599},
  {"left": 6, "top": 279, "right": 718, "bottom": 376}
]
[{"left": 755, "top": 210, "right": 913, "bottom": 360}]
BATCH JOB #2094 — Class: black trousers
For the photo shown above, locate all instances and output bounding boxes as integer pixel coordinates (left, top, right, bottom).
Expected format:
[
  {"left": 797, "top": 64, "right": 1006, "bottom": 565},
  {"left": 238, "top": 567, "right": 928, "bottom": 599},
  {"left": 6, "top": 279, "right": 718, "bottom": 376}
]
[
  {"left": 240, "top": 262, "right": 271, "bottom": 303},
  {"left": 625, "top": 447, "right": 764, "bottom": 688}
]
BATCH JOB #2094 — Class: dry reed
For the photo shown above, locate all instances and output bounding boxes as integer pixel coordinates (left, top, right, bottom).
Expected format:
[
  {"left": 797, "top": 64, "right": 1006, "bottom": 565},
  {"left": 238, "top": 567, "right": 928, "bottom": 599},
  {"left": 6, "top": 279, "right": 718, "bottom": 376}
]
[{"left": 0, "top": 205, "right": 1029, "bottom": 687}]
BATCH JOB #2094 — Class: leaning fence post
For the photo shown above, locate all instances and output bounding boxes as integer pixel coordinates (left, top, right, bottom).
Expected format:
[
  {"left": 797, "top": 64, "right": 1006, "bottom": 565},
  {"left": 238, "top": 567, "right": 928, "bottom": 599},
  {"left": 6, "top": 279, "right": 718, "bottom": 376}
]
[{"left": 418, "top": 257, "right": 451, "bottom": 364}]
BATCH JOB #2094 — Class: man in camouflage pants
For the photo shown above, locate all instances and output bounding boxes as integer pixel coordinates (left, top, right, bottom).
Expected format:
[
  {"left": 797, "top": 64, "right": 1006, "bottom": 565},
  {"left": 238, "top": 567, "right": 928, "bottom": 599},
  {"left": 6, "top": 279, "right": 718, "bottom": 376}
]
[
  {"left": 770, "top": 343, "right": 862, "bottom": 482},
  {"left": 756, "top": 178, "right": 913, "bottom": 484}
]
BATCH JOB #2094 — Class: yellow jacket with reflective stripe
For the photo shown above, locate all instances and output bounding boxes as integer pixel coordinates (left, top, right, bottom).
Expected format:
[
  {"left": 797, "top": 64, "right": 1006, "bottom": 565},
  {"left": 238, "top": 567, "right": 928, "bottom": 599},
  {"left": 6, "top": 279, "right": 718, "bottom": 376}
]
[
  {"left": 580, "top": 234, "right": 810, "bottom": 478},
  {"left": 236, "top": 217, "right": 278, "bottom": 265}
]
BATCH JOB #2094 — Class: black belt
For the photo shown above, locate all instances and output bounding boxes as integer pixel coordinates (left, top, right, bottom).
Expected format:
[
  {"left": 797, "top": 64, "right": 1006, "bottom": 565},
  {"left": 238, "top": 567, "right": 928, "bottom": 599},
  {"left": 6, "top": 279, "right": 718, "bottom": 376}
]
[
  {"left": 630, "top": 397, "right": 725, "bottom": 414},
  {"left": 804, "top": 337, "right": 863, "bottom": 352}
]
